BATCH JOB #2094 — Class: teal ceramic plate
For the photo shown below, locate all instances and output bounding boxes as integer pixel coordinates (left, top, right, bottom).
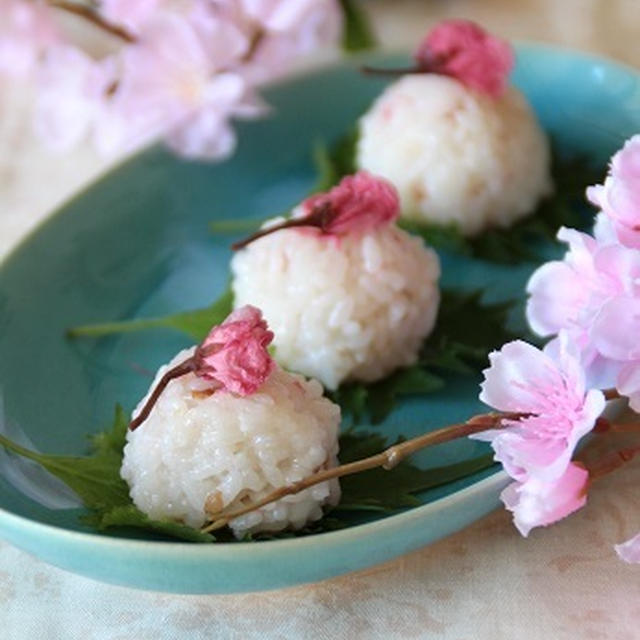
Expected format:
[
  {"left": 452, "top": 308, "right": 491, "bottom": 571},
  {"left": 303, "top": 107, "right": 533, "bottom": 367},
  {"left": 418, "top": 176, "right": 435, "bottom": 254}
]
[{"left": 0, "top": 46, "right": 638, "bottom": 594}]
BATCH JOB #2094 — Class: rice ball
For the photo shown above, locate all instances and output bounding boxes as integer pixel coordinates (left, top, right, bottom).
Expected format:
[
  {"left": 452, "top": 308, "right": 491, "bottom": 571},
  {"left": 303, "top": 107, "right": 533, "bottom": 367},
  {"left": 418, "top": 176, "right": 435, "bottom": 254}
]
[
  {"left": 356, "top": 74, "right": 552, "bottom": 236},
  {"left": 121, "top": 348, "right": 341, "bottom": 538},
  {"left": 231, "top": 223, "right": 441, "bottom": 390}
]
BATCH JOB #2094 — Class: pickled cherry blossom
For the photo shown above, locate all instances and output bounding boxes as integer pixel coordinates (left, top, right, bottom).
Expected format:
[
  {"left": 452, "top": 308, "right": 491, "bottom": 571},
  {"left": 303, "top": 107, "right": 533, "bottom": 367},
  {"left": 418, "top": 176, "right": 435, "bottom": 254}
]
[
  {"left": 130, "top": 305, "right": 275, "bottom": 430},
  {"left": 414, "top": 19, "right": 513, "bottom": 96},
  {"left": 195, "top": 305, "right": 275, "bottom": 395}
]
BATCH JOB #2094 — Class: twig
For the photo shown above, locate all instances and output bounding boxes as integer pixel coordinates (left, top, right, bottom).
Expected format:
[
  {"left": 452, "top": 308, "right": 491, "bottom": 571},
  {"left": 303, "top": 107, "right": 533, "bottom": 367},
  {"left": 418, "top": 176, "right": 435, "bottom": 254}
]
[
  {"left": 360, "top": 64, "right": 425, "bottom": 76},
  {"left": 603, "top": 388, "right": 622, "bottom": 401},
  {"left": 231, "top": 203, "right": 333, "bottom": 250},
  {"left": 587, "top": 444, "right": 640, "bottom": 480},
  {"left": 129, "top": 358, "right": 196, "bottom": 430},
  {"left": 48, "top": 1, "right": 136, "bottom": 43},
  {"left": 201, "top": 412, "right": 521, "bottom": 533}
]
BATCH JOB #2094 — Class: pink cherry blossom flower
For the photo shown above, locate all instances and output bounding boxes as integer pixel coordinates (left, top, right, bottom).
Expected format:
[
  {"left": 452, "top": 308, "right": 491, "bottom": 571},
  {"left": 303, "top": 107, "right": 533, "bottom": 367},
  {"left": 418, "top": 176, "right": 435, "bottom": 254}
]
[
  {"left": 99, "top": 12, "right": 261, "bottom": 159},
  {"left": 0, "top": 0, "right": 59, "bottom": 77},
  {"left": 615, "top": 360, "right": 640, "bottom": 412},
  {"left": 414, "top": 19, "right": 513, "bottom": 97},
  {"left": 301, "top": 171, "right": 400, "bottom": 235},
  {"left": 240, "top": 0, "right": 342, "bottom": 82},
  {"left": 472, "top": 337, "right": 605, "bottom": 483},
  {"left": 34, "top": 45, "right": 115, "bottom": 151},
  {"left": 526, "top": 227, "right": 599, "bottom": 338},
  {"left": 615, "top": 531, "right": 640, "bottom": 563},
  {"left": 242, "top": 0, "right": 326, "bottom": 32},
  {"left": 587, "top": 135, "right": 640, "bottom": 249},
  {"left": 99, "top": 0, "right": 160, "bottom": 33},
  {"left": 501, "top": 463, "right": 589, "bottom": 536},
  {"left": 526, "top": 226, "right": 640, "bottom": 386},
  {"left": 187, "top": 1, "right": 251, "bottom": 68},
  {"left": 232, "top": 171, "right": 400, "bottom": 250},
  {"left": 194, "top": 305, "right": 275, "bottom": 395},
  {"left": 129, "top": 305, "right": 275, "bottom": 430}
]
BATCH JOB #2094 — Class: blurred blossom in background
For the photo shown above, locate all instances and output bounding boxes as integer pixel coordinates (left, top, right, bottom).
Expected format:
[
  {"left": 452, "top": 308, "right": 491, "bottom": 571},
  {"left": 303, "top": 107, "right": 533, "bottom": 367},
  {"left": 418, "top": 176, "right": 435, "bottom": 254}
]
[{"left": 0, "top": 0, "right": 345, "bottom": 160}]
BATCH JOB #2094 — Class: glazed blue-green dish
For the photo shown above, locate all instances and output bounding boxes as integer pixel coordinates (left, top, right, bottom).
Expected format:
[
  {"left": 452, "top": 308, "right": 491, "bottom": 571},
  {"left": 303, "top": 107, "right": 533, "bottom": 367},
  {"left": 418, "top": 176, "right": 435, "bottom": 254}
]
[{"left": 0, "top": 46, "right": 638, "bottom": 594}]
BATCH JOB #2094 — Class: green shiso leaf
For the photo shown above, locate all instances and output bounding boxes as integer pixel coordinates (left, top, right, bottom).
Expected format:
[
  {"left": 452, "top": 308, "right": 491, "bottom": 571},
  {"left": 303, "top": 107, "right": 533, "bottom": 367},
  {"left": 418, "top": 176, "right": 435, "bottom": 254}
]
[
  {"left": 90, "top": 505, "right": 215, "bottom": 543},
  {"left": 66, "top": 285, "right": 233, "bottom": 343},
  {"left": 337, "top": 430, "right": 496, "bottom": 511},
  {"left": 331, "top": 288, "right": 518, "bottom": 424},
  {"left": 0, "top": 406, "right": 130, "bottom": 511},
  {"left": 312, "top": 128, "right": 359, "bottom": 193},
  {"left": 338, "top": 0, "right": 376, "bottom": 52}
]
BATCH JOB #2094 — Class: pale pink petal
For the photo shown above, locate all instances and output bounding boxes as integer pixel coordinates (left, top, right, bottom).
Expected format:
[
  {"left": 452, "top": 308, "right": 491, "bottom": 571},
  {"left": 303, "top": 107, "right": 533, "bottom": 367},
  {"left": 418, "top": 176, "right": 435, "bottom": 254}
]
[
  {"left": 478, "top": 340, "right": 564, "bottom": 413},
  {"left": 526, "top": 227, "right": 599, "bottom": 337},
  {"left": 501, "top": 463, "right": 588, "bottom": 537},
  {"left": 167, "top": 111, "right": 237, "bottom": 160},
  {"left": 588, "top": 135, "right": 640, "bottom": 248},
  {"left": 241, "top": 0, "right": 342, "bottom": 83},
  {"left": 34, "top": 46, "right": 114, "bottom": 151},
  {"left": 615, "top": 531, "right": 640, "bottom": 563},
  {"left": 593, "top": 244, "right": 640, "bottom": 297},
  {"left": 526, "top": 261, "right": 586, "bottom": 336},
  {"left": 616, "top": 362, "right": 640, "bottom": 412},
  {"left": 188, "top": 1, "right": 250, "bottom": 67},
  {"left": 241, "top": 0, "right": 318, "bottom": 31},
  {"left": 102, "top": 13, "right": 252, "bottom": 159},
  {"left": 99, "top": 0, "right": 160, "bottom": 32},
  {"left": 591, "top": 297, "right": 640, "bottom": 361},
  {"left": 0, "top": 0, "right": 59, "bottom": 77}
]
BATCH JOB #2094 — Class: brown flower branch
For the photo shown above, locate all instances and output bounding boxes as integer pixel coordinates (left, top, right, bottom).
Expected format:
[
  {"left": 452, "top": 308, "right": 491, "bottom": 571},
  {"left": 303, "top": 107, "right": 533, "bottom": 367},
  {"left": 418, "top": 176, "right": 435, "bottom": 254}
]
[
  {"left": 48, "top": 1, "right": 136, "bottom": 43},
  {"left": 586, "top": 443, "right": 640, "bottom": 480},
  {"left": 201, "top": 411, "right": 523, "bottom": 533},
  {"left": 231, "top": 203, "right": 333, "bottom": 250},
  {"left": 129, "top": 358, "right": 196, "bottom": 431}
]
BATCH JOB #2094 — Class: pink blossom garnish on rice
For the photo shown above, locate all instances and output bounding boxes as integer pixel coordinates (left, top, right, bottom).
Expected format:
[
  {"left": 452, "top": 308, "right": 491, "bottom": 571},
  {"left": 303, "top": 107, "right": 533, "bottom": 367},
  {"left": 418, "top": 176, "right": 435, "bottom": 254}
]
[
  {"left": 232, "top": 171, "right": 400, "bottom": 249},
  {"left": 361, "top": 19, "right": 513, "bottom": 98},
  {"left": 414, "top": 19, "right": 513, "bottom": 97},
  {"left": 130, "top": 305, "right": 274, "bottom": 430},
  {"left": 194, "top": 305, "right": 275, "bottom": 396}
]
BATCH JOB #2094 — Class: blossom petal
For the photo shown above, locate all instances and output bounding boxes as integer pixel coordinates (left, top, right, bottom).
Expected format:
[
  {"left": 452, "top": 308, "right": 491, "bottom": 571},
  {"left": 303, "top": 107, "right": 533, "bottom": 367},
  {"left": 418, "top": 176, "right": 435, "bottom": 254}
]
[
  {"left": 591, "top": 296, "right": 640, "bottom": 361},
  {"left": 615, "top": 531, "right": 640, "bottom": 564},
  {"left": 501, "top": 463, "right": 589, "bottom": 537},
  {"left": 479, "top": 340, "right": 563, "bottom": 412},
  {"left": 617, "top": 362, "right": 640, "bottom": 412}
]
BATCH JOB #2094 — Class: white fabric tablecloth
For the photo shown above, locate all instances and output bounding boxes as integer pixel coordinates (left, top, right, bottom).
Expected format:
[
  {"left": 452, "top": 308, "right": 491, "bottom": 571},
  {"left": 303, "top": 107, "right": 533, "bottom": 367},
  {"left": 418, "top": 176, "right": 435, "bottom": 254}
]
[{"left": 1, "top": 2, "right": 639, "bottom": 638}]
